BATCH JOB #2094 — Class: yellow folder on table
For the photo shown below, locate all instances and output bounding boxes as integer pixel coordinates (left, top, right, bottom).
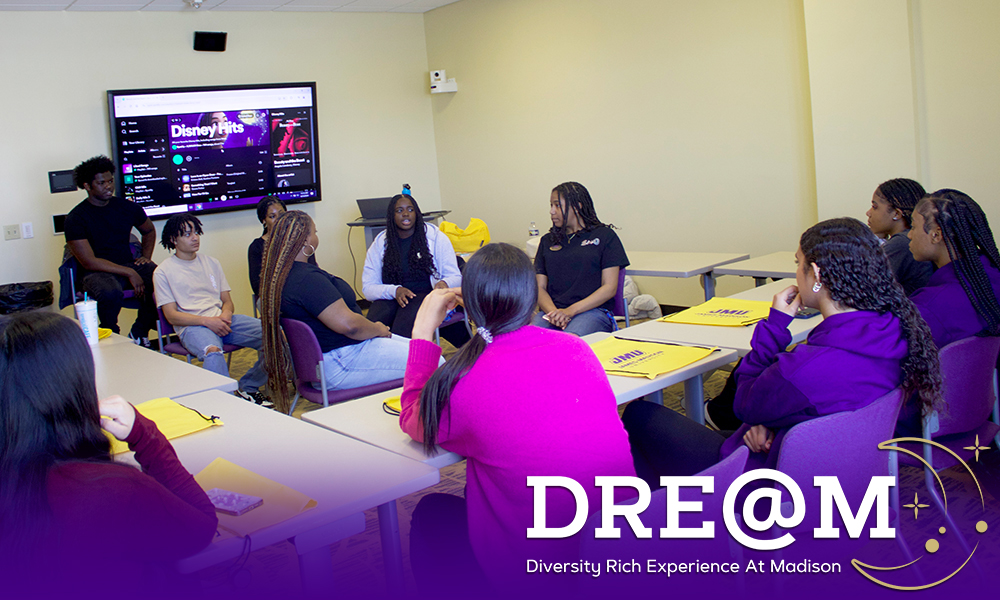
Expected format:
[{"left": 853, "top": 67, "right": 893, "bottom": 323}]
[
  {"left": 195, "top": 458, "right": 318, "bottom": 539},
  {"left": 658, "top": 297, "right": 771, "bottom": 327},
  {"left": 105, "top": 397, "right": 223, "bottom": 455},
  {"left": 589, "top": 336, "right": 717, "bottom": 379}
]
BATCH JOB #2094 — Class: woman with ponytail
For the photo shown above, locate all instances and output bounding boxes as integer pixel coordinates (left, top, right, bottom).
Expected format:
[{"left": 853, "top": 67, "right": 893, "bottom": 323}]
[
  {"left": 866, "top": 178, "right": 934, "bottom": 294},
  {"left": 399, "top": 243, "right": 634, "bottom": 591},
  {"left": 625, "top": 218, "right": 941, "bottom": 482},
  {"left": 259, "top": 211, "right": 410, "bottom": 413},
  {"left": 908, "top": 189, "right": 1000, "bottom": 348}
]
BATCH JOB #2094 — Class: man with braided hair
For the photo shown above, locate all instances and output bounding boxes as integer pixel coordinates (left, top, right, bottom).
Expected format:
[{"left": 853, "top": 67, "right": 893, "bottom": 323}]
[
  {"left": 866, "top": 178, "right": 935, "bottom": 294},
  {"left": 908, "top": 189, "right": 1000, "bottom": 348}
]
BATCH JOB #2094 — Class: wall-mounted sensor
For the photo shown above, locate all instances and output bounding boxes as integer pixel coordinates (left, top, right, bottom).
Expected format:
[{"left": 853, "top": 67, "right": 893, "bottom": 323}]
[{"left": 430, "top": 69, "right": 458, "bottom": 94}]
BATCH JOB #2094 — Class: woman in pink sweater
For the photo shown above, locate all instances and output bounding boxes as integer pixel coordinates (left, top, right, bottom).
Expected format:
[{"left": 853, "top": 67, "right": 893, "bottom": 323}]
[
  {"left": 0, "top": 312, "right": 218, "bottom": 598},
  {"left": 399, "top": 242, "right": 635, "bottom": 594}
]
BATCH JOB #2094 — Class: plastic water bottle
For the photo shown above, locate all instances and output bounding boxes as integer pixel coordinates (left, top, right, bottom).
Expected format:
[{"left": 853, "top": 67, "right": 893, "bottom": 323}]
[{"left": 529, "top": 221, "right": 539, "bottom": 238}]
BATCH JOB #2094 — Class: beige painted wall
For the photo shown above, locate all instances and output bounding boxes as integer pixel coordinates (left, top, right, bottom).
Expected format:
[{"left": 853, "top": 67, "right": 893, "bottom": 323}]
[
  {"left": 0, "top": 11, "right": 440, "bottom": 319},
  {"left": 803, "top": 0, "right": 920, "bottom": 221},
  {"left": 424, "top": 0, "right": 818, "bottom": 304}
]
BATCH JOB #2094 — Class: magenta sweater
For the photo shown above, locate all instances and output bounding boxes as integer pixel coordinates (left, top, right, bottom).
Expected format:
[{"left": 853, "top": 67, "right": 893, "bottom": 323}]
[{"left": 400, "top": 326, "right": 635, "bottom": 584}]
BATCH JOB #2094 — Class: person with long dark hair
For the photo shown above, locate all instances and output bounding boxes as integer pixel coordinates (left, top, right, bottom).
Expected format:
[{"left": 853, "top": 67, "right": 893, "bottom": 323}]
[
  {"left": 399, "top": 243, "right": 635, "bottom": 591},
  {"left": 866, "top": 178, "right": 934, "bottom": 294},
  {"left": 362, "top": 193, "right": 470, "bottom": 347},
  {"left": 624, "top": 218, "right": 941, "bottom": 482},
  {"left": 259, "top": 211, "right": 413, "bottom": 413},
  {"left": 533, "top": 182, "right": 629, "bottom": 336},
  {"left": 908, "top": 189, "right": 1000, "bottom": 347},
  {"left": 0, "top": 312, "right": 217, "bottom": 596}
]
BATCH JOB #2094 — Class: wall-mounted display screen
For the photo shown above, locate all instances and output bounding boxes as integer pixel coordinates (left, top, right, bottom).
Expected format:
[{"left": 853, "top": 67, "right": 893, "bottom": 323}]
[{"left": 107, "top": 82, "right": 321, "bottom": 219}]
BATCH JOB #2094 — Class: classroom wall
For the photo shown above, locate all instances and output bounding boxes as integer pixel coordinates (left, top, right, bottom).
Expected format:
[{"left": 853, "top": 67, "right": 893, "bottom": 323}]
[
  {"left": 0, "top": 11, "right": 440, "bottom": 318},
  {"left": 423, "top": 0, "right": 818, "bottom": 304}
]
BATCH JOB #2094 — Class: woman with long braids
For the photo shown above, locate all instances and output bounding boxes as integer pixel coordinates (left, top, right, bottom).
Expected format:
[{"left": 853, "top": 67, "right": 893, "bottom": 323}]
[
  {"left": 362, "top": 193, "right": 470, "bottom": 346},
  {"left": 624, "top": 218, "right": 941, "bottom": 482},
  {"left": 248, "top": 197, "right": 316, "bottom": 298},
  {"left": 532, "top": 181, "right": 629, "bottom": 336},
  {"left": 259, "top": 210, "right": 411, "bottom": 413},
  {"left": 908, "top": 189, "right": 1000, "bottom": 348},
  {"left": 400, "top": 243, "right": 634, "bottom": 592},
  {"left": 0, "top": 312, "right": 216, "bottom": 597},
  {"left": 866, "top": 177, "right": 934, "bottom": 294}
]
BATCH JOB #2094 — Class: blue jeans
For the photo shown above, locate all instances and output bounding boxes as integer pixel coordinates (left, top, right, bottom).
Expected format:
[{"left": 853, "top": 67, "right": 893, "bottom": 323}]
[
  {"left": 178, "top": 314, "right": 268, "bottom": 394},
  {"left": 531, "top": 307, "right": 616, "bottom": 336},
  {"left": 317, "top": 334, "right": 431, "bottom": 390}
]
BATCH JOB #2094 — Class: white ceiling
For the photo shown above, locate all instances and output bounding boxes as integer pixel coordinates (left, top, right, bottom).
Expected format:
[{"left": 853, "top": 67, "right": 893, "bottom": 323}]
[{"left": 0, "top": 0, "right": 461, "bottom": 12}]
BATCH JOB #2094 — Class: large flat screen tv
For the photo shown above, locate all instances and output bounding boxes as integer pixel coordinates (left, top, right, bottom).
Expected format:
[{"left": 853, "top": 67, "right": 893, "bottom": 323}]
[{"left": 107, "top": 82, "right": 321, "bottom": 219}]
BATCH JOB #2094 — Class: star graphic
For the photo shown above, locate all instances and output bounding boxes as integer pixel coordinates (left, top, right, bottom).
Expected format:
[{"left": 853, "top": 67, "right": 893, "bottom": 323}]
[
  {"left": 963, "top": 435, "right": 990, "bottom": 462},
  {"left": 903, "top": 493, "right": 930, "bottom": 520}
]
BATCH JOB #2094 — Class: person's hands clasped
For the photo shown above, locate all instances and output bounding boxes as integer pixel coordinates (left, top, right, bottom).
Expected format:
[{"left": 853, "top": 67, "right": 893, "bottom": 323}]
[
  {"left": 411, "top": 287, "right": 462, "bottom": 341},
  {"left": 395, "top": 286, "right": 417, "bottom": 308},
  {"left": 743, "top": 424, "right": 775, "bottom": 453},
  {"left": 202, "top": 315, "right": 232, "bottom": 336},
  {"left": 99, "top": 395, "right": 137, "bottom": 441},
  {"left": 545, "top": 308, "right": 573, "bottom": 329},
  {"left": 772, "top": 285, "right": 801, "bottom": 317}
]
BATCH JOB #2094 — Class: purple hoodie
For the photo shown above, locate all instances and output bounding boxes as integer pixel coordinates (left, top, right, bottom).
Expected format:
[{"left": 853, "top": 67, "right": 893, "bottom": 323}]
[
  {"left": 909, "top": 254, "right": 1000, "bottom": 349},
  {"left": 720, "top": 308, "right": 907, "bottom": 471}
]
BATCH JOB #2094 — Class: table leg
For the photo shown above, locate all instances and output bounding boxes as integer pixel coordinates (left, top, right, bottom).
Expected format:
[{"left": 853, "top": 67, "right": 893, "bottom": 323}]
[
  {"left": 645, "top": 389, "right": 664, "bottom": 405},
  {"left": 702, "top": 272, "right": 716, "bottom": 301},
  {"left": 684, "top": 374, "right": 705, "bottom": 424},
  {"left": 754, "top": 277, "right": 767, "bottom": 287},
  {"left": 298, "top": 546, "right": 336, "bottom": 596},
  {"left": 378, "top": 501, "right": 405, "bottom": 595}
]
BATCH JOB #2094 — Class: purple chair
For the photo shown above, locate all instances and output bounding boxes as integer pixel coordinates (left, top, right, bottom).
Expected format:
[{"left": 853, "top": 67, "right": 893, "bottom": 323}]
[
  {"left": 899, "top": 336, "right": 1000, "bottom": 471},
  {"left": 280, "top": 318, "right": 404, "bottom": 415},
  {"left": 579, "top": 447, "right": 749, "bottom": 593},
  {"left": 156, "top": 307, "right": 240, "bottom": 369},
  {"left": 611, "top": 268, "right": 631, "bottom": 330},
  {"left": 774, "top": 388, "right": 910, "bottom": 569},
  {"left": 434, "top": 309, "right": 472, "bottom": 345}
]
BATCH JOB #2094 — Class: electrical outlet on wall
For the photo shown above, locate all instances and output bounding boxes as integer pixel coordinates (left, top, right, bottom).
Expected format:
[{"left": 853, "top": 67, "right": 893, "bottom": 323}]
[{"left": 4, "top": 224, "right": 21, "bottom": 241}]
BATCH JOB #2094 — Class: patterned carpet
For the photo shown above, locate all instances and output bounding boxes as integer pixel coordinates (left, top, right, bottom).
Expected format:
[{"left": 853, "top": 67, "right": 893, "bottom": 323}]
[{"left": 177, "top": 343, "right": 999, "bottom": 596}]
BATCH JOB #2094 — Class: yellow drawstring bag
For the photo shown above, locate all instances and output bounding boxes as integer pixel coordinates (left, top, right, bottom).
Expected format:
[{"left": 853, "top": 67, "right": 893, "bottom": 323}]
[{"left": 439, "top": 218, "right": 491, "bottom": 253}]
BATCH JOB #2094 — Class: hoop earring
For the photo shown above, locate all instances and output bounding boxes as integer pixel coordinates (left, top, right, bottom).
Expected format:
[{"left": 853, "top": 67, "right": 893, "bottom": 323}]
[
  {"left": 812, "top": 282, "right": 822, "bottom": 293},
  {"left": 303, "top": 243, "right": 316, "bottom": 257}
]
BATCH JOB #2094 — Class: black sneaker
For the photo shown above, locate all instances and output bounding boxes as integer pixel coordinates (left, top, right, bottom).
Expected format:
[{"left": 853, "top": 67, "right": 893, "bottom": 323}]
[
  {"left": 235, "top": 389, "right": 274, "bottom": 409},
  {"left": 129, "top": 333, "right": 152, "bottom": 349}
]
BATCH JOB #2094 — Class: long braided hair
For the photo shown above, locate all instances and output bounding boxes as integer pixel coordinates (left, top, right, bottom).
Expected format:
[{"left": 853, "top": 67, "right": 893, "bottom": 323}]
[
  {"left": 382, "top": 194, "right": 437, "bottom": 284},
  {"left": 260, "top": 210, "right": 314, "bottom": 413},
  {"left": 800, "top": 218, "right": 941, "bottom": 415},
  {"left": 875, "top": 178, "right": 926, "bottom": 229},
  {"left": 916, "top": 190, "right": 1000, "bottom": 337},
  {"left": 418, "top": 243, "right": 537, "bottom": 454},
  {"left": 548, "top": 182, "right": 609, "bottom": 246}
]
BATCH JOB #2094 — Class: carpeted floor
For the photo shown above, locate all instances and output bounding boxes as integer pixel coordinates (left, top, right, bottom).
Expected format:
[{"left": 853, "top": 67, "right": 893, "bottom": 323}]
[{"left": 177, "top": 340, "right": 999, "bottom": 596}]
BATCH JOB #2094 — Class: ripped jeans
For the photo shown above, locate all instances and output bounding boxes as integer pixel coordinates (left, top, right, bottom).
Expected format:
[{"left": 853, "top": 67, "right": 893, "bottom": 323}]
[{"left": 177, "top": 314, "right": 268, "bottom": 394}]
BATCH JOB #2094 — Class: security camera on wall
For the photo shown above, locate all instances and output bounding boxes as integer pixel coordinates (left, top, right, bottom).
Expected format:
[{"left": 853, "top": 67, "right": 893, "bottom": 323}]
[{"left": 430, "top": 69, "right": 458, "bottom": 94}]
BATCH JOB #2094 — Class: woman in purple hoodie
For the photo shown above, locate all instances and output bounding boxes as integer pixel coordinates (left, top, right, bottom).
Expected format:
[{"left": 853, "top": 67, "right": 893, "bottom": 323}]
[{"left": 624, "top": 218, "right": 942, "bottom": 481}]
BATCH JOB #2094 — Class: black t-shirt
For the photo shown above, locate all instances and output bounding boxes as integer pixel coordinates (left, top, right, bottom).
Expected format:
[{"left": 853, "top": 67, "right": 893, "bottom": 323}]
[
  {"left": 281, "top": 262, "right": 363, "bottom": 353},
  {"left": 396, "top": 235, "right": 433, "bottom": 294},
  {"left": 64, "top": 197, "right": 148, "bottom": 266},
  {"left": 249, "top": 236, "right": 318, "bottom": 297},
  {"left": 884, "top": 231, "right": 934, "bottom": 296},
  {"left": 534, "top": 226, "right": 629, "bottom": 312}
]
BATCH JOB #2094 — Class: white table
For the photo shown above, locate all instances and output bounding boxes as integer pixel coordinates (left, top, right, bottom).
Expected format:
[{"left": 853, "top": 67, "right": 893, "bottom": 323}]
[
  {"left": 616, "top": 279, "right": 822, "bottom": 358},
  {"left": 144, "top": 389, "right": 439, "bottom": 596},
  {"left": 301, "top": 341, "right": 737, "bottom": 463},
  {"left": 93, "top": 338, "right": 238, "bottom": 402},
  {"left": 624, "top": 251, "right": 750, "bottom": 301},
  {"left": 714, "top": 251, "right": 798, "bottom": 286}
]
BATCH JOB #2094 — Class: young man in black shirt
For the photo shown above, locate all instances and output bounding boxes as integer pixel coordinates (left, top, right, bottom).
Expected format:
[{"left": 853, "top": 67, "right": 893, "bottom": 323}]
[{"left": 64, "top": 155, "right": 158, "bottom": 344}]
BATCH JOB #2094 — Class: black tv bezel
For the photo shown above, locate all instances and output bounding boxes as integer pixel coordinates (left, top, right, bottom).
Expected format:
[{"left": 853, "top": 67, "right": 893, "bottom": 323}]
[{"left": 106, "top": 81, "right": 322, "bottom": 220}]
